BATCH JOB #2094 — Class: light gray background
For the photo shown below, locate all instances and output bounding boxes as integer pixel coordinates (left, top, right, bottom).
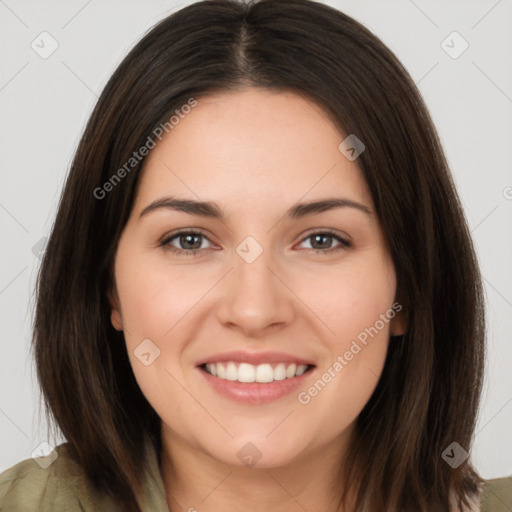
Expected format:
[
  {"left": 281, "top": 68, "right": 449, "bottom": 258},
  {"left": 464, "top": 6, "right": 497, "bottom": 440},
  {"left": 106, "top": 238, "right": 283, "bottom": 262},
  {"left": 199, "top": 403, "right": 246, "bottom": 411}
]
[{"left": 1, "top": 0, "right": 511, "bottom": 479}]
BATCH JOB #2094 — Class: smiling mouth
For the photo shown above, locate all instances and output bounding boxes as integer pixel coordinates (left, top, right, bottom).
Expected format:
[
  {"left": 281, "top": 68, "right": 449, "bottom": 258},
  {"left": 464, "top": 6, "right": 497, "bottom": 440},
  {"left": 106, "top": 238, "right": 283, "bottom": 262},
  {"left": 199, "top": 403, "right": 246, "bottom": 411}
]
[{"left": 200, "top": 362, "right": 315, "bottom": 383}]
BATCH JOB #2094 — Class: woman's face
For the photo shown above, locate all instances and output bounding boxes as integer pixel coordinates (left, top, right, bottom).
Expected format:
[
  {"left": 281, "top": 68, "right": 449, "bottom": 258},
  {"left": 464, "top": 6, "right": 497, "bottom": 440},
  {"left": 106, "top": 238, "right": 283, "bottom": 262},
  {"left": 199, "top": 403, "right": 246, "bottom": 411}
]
[{"left": 110, "top": 88, "right": 404, "bottom": 469}]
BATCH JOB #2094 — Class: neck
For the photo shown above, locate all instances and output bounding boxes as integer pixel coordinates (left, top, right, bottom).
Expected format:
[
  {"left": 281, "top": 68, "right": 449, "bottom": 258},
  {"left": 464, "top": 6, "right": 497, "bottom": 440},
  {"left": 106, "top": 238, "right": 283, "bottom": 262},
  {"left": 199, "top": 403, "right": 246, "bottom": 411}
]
[{"left": 159, "top": 427, "right": 354, "bottom": 512}]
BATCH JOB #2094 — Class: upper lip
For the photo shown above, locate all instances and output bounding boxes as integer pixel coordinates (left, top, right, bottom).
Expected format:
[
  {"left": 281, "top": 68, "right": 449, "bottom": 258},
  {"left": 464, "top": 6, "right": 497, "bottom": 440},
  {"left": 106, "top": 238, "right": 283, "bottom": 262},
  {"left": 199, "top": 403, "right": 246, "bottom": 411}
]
[{"left": 195, "top": 350, "right": 315, "bottom": 367}]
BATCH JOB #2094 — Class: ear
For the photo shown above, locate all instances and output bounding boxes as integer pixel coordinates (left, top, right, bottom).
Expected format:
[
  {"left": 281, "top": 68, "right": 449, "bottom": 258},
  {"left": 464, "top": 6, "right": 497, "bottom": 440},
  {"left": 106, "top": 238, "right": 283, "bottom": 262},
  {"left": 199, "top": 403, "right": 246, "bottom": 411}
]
[
  {"left": 108, "top": 286, "right": 123, "bottom": 331},
  {"left": 389, "top": 303, "right": 406, "bottom": 337}
]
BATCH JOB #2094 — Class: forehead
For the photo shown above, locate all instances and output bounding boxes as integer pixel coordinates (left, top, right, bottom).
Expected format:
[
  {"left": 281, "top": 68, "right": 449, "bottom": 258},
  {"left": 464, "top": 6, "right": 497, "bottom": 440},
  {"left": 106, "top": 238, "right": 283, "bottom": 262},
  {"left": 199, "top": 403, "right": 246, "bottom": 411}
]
[{"left": 135, "top": 88, "right": 372, "bottom": 212}]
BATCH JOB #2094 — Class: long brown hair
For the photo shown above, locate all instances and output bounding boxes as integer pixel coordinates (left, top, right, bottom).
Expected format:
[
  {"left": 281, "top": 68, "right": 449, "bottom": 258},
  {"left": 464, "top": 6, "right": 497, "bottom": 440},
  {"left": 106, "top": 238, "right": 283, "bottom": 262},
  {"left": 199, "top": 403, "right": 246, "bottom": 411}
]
[{"left": 33, "top": 1, "right": 486, "bottom": 510}]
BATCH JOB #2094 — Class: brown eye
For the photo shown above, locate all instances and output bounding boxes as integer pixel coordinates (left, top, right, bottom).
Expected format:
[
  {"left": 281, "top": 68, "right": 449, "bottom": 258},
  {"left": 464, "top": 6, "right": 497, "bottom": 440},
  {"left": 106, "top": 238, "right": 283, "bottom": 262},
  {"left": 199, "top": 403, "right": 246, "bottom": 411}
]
[
  {"left": 298, "top": 231, "right": 351, "bottom": 254},
  {"left": 161, "top": 230, "right": 212, "bottom": 256}
]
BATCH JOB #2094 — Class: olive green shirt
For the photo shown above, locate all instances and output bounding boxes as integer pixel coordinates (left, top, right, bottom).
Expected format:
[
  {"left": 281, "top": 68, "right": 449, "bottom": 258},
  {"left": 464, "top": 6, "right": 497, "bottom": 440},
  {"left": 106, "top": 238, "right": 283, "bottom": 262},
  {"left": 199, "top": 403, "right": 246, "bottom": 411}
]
[{"left": 1, "top": 440, "right": 511, "bottom": 511}]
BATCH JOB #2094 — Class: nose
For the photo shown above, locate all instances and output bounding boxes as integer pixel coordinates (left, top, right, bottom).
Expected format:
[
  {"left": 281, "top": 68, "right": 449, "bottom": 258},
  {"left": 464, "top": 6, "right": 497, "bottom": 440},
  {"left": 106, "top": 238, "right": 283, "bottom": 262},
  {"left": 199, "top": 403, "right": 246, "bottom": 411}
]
[{"left": 215, "top": 245, "right": 296, "bottom": 338}]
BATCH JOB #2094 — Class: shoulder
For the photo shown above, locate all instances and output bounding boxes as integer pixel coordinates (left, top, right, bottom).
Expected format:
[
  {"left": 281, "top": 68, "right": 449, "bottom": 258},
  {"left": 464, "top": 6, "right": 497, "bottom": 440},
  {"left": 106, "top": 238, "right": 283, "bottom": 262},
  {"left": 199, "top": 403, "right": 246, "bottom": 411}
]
[
  {"left": 480, "top": 475, "right": 512, "bottom": 511},
  {"left": 0, "top": 443, "right": 116, "bottom": 511}
]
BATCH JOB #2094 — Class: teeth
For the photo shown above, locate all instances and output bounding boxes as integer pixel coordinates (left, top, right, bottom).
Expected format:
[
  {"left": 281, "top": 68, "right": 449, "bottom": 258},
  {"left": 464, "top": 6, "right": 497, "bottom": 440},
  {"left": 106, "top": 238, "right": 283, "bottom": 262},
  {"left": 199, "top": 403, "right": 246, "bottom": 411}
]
[
  {"left": 255, "top": 363, "right": 273, "bottom": 383},
  {"left": 285, "top": 363, "right": 297, "bottom": 378},
  {"left": 225, "top": 362, "right": 238, "bottom": 381},
  {"left": 273, "top": 363, "right": 287, "bottom": 381},
  {"left": 216, "top": 363, "right": 226, "bottom": 379},
  {"left": 204, "top": 362, "right": 310, "bottom": 383},
  {"left": 295, "top": 365, "right": 307, "bottom": 376},
  {"left": 238, "top": 363, "right": 256, "bottom": 382}
]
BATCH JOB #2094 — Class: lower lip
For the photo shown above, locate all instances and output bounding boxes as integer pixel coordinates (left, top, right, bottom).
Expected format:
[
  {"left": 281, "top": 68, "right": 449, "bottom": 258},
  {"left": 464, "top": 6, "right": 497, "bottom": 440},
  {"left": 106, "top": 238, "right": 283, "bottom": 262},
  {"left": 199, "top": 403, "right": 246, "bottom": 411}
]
[{"left": 197, "top": 366, "right": 315, "bottom": 405}]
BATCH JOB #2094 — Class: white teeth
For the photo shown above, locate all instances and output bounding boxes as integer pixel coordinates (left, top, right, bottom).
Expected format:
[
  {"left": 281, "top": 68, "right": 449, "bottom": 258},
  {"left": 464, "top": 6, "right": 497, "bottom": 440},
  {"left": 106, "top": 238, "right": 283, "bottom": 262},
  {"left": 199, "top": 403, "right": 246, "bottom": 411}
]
[
  {"left": 255, "top": 363, "right": 274, "bottom": 383},
  {"left": 216, "top": 363, "right": 226, "bottom": 379},
  {"left": 238, "top": 363, "right": 255, "bottom": 382},
  {"left": 273, "top": 363, "right": 287, "bottom": 381},
  {"left": 204, "top": 361, "right": 311, "bottom": 382},
  {"left": 225, "top": 362, "right": 238, "bottom": 381},
  {"left": 206, "top": 363, "right": 217, "bottom": 376},
  {"left": 295, "top": 364, "right": 308, "bottom": 376},
  {"left": 285, "top": 363, "right": 297, "bottom": 378}
]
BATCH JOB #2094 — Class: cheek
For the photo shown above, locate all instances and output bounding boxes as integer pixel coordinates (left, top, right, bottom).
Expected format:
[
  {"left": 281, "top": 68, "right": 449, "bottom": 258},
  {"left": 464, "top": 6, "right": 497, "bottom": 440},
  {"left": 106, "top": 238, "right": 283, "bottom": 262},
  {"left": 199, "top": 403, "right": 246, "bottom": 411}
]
[
  {"left": 295, "top": 259, "right": 395, "bottom": 419},
  {"left": 113, "top": 258, "right": 194, "bottom": 421},
  {"left": 305, "top": 256, "right": 396, "bottom": 345},
  {"left": 114, "top": 256, "right": 203, "bottom": 342},
  {"left": 113, "top": 253, "right": 213, "bottom": 406}
]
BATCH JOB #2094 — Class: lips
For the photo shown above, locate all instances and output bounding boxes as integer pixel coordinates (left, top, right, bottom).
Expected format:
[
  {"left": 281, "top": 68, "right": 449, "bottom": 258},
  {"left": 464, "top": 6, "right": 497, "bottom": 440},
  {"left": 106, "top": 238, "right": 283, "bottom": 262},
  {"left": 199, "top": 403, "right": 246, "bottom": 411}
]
[
  {"left": 195, "top": 350, "right": 315, "bottom": 367},
  {"left": 195, "top": 350, "right": 316, "bottom": 404}
]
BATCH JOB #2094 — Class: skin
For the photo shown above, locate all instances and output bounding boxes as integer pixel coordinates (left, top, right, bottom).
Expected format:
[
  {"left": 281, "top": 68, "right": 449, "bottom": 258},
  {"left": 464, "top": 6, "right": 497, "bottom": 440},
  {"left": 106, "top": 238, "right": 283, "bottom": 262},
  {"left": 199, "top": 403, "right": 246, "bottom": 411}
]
[{"left": 110, "top": 88, "right": 405, "bottom": 512}]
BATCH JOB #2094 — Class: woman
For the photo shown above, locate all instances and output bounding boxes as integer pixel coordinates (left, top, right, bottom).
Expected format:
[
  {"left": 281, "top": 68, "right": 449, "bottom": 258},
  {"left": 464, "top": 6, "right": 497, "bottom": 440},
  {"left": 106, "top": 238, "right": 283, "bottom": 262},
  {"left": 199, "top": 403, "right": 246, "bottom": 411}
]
[{"left": 1, "top": 0, "right": 510, "bottom": 510}]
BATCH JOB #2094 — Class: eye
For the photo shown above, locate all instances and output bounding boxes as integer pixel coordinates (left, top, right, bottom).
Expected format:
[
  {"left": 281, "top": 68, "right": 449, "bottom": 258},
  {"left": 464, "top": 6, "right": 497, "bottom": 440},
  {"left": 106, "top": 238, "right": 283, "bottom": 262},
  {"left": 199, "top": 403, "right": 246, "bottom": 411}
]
[
  {"left": 160, "top": 230, "right": 214, "bottom": 256},
  {"left": 297, "top": 230, "right": 351, "bottom": 254},
  {"left": 160, "top": 229, "right": 351, "bottom": 256}
]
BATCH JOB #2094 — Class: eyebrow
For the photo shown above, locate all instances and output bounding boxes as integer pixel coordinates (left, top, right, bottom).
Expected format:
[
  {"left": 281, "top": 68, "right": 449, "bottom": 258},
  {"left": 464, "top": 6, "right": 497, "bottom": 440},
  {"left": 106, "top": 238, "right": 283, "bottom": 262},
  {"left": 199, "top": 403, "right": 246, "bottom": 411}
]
[{"left": 139, "top": 196, "right": 372, "bottom": 220}]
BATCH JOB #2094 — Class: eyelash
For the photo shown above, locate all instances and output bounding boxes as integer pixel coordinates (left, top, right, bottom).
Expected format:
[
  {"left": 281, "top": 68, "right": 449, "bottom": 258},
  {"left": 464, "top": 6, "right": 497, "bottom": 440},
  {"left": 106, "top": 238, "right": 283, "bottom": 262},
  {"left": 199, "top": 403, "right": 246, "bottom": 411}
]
[{"left": 159, "top": 229, "right": 351, "bottom": 256}]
